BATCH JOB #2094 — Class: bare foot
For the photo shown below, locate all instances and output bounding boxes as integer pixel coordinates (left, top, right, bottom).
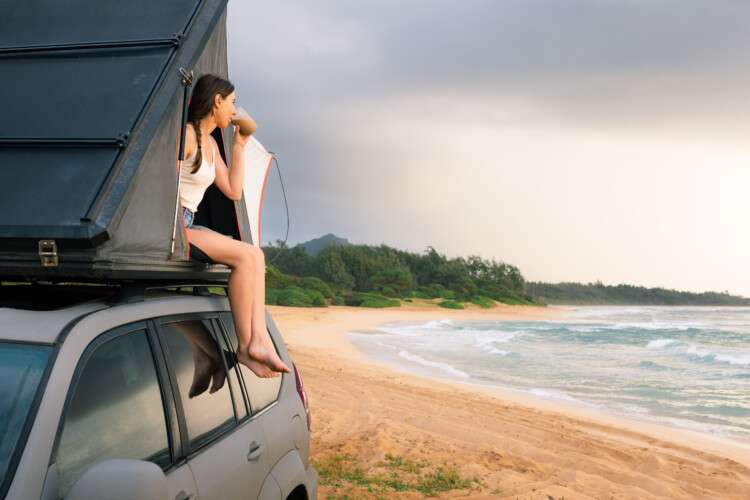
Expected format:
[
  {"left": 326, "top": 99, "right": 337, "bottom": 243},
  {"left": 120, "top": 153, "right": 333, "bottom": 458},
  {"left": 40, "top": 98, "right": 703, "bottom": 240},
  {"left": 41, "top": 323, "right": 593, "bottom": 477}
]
[
  {"left": 208, "top": 366, "right": 227, "bottom": 393},
  {"left": 237, "top": 349, "right": 279, "bottom": 378},
  {"left": 189, "top": 351, "right": 216, "bottom": 398},
  {"left": 248, "top": 337, "right": 291, "bottom": 373}
]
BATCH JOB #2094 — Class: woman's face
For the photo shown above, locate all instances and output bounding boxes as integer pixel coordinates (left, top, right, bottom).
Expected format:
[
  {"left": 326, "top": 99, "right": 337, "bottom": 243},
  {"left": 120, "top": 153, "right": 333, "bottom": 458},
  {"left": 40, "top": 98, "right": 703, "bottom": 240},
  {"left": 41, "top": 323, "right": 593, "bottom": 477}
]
[{"left": 213, "top": 90, "right": 237, "bottom": 128}]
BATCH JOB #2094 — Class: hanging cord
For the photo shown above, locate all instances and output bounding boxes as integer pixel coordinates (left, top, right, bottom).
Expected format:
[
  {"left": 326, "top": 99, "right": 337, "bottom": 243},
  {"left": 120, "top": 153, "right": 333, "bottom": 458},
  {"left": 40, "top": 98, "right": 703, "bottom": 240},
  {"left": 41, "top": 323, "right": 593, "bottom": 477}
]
[
  {"left": 171, "top": 67, "right": 194, "bottom": 255},
  {"left": 265, "top": 152, "right": 290, "bottom": 266}
]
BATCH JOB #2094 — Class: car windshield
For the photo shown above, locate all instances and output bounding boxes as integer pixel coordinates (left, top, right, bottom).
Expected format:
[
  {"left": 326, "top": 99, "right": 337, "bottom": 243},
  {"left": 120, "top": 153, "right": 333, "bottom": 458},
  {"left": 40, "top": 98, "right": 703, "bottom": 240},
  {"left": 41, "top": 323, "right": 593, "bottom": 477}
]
[{"left": 0, "top": 342, "right": 51, "bottom": 490}]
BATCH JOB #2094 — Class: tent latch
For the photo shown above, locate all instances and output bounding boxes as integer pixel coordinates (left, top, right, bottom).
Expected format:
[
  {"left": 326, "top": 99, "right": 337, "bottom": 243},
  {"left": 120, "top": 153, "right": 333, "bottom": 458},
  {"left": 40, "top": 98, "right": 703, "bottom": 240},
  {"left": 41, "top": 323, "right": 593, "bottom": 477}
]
[{"left": 38, "top": 240, "right": 59, "bottom": 267}]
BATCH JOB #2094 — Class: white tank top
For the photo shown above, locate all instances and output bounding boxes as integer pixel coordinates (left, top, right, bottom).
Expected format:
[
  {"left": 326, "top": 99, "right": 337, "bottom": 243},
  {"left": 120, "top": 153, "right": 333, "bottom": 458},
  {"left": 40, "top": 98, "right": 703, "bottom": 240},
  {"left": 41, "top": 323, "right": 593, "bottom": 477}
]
[{"left": 179, "top": 141, "right": 216, "bottom": 212}]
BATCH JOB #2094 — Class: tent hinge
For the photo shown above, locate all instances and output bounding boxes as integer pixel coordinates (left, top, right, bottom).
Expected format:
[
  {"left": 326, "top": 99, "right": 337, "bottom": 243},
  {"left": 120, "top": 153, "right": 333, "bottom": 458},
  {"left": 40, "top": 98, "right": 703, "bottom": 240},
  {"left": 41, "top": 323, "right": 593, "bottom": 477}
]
[
  {"left": 38, "top": 240, "right": 59, "bottom": 267},
  {"left": 179, "top": 67, "right": 194, "bottom": 86}
]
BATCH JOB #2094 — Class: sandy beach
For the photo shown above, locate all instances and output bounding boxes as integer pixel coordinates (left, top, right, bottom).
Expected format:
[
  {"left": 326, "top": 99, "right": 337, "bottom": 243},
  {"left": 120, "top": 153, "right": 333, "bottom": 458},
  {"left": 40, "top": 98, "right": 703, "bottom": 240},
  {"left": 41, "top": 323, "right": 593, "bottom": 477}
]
[{"left": 269, "top": 303, "right": 750, "bottom": 499}]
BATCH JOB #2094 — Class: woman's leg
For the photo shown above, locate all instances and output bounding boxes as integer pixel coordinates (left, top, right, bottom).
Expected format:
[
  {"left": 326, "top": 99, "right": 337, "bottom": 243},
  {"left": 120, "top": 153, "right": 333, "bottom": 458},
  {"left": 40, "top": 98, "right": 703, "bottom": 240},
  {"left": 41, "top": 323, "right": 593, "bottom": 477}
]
[
  {"left": 245, "top": 246, "right": 281, "bottom": 369},
  {"left": 187, "top": 227, "right": 290, "bottom": 376},
  {"left": 249, "top": 246, "right": 267, "bottom": 337}
]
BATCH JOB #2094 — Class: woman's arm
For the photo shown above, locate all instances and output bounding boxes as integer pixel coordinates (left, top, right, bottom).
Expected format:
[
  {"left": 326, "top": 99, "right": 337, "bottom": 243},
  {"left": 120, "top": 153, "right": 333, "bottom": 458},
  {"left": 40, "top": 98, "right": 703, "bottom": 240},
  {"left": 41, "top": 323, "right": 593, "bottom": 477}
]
[
  {"left": 212, "top": 126, "right": 250, "bottom": 201},
  {"left": 178, "top": 123, "right": 197, "bottom": 168}
]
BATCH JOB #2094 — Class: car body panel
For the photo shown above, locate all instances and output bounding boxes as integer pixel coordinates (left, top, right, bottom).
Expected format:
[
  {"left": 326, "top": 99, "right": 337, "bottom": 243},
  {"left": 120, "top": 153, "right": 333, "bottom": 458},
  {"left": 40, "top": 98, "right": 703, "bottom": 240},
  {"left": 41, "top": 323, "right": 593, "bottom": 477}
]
[
  {"left": 0, "top": 302, "right": 104, "bottom": 343},
  {"left": 269, "top": 450, "right": 309, "bottom": 500},
  {"left": 259, "top": 473, "right": 282, "bottom": 500},
  {"left": 188, "top": 416, "right": 269, "bottom": 500},
  {"left": 1, "top": 295, "right": 317, "bottom": 500}
]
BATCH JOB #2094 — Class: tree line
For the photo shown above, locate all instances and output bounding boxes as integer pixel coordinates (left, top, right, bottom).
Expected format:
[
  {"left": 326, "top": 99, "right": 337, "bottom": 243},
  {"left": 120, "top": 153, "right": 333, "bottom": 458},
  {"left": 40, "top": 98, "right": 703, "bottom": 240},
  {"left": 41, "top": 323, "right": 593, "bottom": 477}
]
[
  {"left": 526, "top": 281, "right": 750, "bottom": 306},
  {"left": 260, "top": 241, "right": 750, "bottom": 307},
  {"left": 262, "top": 241, "right": 536, "bottom": 308}
]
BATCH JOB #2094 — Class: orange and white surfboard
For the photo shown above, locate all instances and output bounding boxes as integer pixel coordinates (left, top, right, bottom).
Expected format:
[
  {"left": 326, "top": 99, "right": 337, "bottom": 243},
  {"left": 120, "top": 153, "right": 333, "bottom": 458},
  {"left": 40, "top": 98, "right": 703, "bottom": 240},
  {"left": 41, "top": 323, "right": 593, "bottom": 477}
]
[{"left": 242, "top": 136, "right": 273, "bottom": 247}]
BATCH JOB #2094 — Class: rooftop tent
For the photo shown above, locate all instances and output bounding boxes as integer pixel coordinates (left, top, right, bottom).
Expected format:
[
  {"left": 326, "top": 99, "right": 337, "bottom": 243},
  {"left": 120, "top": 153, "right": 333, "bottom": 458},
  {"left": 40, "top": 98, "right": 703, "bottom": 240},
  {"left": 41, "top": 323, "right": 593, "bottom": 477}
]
[{"left": 0, "top": 0, "right": 253, "bottom": 282}]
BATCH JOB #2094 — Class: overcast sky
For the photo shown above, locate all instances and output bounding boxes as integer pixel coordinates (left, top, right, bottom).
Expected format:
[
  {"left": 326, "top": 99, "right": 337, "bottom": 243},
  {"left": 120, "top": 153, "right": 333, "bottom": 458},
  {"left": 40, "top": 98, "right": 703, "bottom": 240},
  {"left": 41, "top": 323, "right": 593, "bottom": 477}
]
[{"left": 226, "top": 1, "right": 750, "bottom": 296}]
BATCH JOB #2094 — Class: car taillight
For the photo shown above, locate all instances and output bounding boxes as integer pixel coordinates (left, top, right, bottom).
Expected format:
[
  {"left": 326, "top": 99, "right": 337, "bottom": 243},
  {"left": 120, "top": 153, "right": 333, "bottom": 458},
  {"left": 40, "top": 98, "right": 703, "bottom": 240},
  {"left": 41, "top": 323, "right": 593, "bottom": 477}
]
[{"left": 292, "top": 362, "right": 311, "bottom": 431}]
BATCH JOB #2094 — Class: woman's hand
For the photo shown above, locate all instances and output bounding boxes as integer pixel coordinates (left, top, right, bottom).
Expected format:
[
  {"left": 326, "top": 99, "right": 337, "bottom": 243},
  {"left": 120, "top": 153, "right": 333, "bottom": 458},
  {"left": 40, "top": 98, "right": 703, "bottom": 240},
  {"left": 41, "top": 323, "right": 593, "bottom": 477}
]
[
  {"left": 231, "top": 107, "right": 257, "bottom": 149},
  {"left": 233, "top": 124, "right": 250, "bottom": 148}
]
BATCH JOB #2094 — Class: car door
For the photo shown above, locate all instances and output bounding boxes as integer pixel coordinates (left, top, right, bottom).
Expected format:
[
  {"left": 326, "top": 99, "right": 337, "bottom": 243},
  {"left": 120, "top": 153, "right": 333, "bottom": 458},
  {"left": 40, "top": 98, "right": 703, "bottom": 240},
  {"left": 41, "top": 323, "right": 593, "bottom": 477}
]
[
  {"left": 156, "top": 315, "right": 270, "bottom": 500},
  {"left": 50, "top": 322, "right": 198, "bottom": 500}
]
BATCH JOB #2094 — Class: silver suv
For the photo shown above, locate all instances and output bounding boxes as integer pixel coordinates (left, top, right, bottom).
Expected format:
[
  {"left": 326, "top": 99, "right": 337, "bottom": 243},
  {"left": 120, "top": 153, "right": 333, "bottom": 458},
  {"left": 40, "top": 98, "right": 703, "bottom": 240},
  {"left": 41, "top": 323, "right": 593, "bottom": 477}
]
[{"left": 0, "top": 284, "right": 318, "bottom": 500}]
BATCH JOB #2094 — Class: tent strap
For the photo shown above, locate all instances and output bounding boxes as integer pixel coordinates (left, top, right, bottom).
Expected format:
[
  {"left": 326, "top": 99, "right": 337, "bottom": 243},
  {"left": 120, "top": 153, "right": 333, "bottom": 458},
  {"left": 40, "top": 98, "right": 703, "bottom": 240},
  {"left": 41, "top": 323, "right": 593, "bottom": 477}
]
[{"left": 170, "top": 68, "right": 194, "bottom": 255}]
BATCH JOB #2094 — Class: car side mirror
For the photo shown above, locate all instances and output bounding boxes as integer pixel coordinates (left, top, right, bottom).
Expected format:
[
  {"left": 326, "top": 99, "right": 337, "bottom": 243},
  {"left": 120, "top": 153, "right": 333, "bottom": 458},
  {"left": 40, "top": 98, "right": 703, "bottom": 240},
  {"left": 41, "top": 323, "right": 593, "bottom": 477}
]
[{"left": 65, "top": 459, "right": 167, "bottom": 500}]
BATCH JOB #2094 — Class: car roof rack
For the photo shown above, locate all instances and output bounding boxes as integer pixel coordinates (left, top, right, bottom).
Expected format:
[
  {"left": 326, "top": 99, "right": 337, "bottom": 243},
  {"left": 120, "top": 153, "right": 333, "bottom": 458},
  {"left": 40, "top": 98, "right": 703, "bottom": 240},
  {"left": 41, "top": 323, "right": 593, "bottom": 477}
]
[
  {"left": 0, "top": 279, "right": 229, "bottom": 310},
  {"left": 108, "top": 281, "right": 229, "bottom": 304}
]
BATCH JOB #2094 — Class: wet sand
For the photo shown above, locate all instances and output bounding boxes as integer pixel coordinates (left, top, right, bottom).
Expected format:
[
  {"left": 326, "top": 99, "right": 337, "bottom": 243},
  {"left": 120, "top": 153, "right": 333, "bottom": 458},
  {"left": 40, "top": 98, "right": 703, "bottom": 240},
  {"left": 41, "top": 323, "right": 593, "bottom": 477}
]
[{"left": 269, "top": 303, "right": 750, "bottom": 499}]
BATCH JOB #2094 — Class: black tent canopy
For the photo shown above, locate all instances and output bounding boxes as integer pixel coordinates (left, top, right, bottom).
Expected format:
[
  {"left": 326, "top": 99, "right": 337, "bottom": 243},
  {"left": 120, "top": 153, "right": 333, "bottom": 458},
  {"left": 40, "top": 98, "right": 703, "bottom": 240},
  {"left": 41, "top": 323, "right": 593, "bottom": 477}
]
[{"left": 0, "top": 0, "right": 253, "bottom": 282}]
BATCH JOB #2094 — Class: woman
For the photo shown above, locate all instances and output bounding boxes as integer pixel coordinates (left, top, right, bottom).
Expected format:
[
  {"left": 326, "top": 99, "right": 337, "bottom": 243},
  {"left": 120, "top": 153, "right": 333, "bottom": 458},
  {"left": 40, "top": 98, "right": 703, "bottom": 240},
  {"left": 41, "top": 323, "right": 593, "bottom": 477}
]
[{"left": 180, "top": 73, "right": 290, "bottom": 378}]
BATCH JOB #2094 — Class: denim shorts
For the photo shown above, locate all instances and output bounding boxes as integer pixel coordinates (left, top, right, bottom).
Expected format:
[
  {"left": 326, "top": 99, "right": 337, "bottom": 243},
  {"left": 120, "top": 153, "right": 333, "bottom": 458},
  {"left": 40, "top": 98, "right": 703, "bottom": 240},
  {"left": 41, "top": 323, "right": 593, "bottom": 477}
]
[{"left": 182, "top": 207, "right": 194, "bottom": 228}]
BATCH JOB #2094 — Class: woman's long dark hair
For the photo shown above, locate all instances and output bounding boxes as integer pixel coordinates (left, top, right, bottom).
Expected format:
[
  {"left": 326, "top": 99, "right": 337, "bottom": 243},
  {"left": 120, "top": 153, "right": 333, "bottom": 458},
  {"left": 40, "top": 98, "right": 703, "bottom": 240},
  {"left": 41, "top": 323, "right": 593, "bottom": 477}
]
[{"left": 187, "top": 74, "right": 234, "bottom": 173}]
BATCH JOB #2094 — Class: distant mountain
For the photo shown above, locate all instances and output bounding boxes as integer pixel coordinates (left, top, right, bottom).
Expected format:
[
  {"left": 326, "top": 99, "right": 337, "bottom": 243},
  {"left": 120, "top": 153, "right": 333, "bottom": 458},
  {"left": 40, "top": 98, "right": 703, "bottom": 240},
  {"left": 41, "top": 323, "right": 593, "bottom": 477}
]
[
  {"left": 526, "top": 281, "right": 750, "bottom": 306},
  {"left": 298, "top": 233, "right": 351, "bottom": 256}
]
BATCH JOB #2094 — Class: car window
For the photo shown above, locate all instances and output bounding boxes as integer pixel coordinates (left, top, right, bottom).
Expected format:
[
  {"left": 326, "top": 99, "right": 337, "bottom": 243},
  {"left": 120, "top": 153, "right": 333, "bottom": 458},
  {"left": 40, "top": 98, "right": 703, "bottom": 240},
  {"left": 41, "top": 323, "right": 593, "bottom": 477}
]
[
  {"left": 0, "top": 343, "right": 51, "bottom": 494},
  {"left": 219, "top": 313, "right": 282, "bottom": 413},
  {"left": 160, "top": 320, "right": 236, "bottom": 449},
  {"left": 211, "top": 320, "right": 248, "bottom": 420},
  {"left": 55, "top": 330, "right": 170, "bottom": 497}
]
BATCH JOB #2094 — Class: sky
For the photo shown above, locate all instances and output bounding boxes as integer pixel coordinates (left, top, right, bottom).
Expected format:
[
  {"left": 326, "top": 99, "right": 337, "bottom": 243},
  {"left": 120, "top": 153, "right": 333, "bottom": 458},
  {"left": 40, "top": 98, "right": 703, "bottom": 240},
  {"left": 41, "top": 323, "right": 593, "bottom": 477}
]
[{"left": 226, "top": 0, "right": 750, "bottom": 297}]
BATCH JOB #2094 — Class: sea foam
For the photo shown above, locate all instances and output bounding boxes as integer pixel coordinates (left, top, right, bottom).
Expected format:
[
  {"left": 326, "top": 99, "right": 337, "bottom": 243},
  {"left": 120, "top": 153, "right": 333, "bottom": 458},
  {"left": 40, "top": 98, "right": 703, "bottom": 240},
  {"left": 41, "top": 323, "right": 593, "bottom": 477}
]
[{"left": 397, "top": 349, "right": 470, "bottom": 378}]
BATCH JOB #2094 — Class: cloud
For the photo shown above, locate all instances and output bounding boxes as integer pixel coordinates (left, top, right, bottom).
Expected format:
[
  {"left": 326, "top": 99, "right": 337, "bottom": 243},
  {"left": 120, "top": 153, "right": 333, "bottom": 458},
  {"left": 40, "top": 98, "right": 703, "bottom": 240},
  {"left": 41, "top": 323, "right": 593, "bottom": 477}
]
[{"left": 226, "top": 1, "right": 750, "bottom": 295}]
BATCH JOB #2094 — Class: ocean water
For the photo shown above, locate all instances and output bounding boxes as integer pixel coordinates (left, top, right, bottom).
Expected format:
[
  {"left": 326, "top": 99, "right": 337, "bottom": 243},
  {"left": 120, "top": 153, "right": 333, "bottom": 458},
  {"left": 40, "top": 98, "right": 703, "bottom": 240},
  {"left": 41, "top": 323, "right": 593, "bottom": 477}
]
[{"left": 346, "top": 306, "right": 750, "bottom": 442}]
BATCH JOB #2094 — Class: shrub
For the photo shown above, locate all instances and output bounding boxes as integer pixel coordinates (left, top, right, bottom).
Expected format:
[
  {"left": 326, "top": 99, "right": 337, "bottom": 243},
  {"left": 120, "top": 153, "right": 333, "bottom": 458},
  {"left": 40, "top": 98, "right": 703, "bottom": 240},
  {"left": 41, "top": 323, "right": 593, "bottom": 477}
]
[
  {"left": 299, "top": 276, "right": 334, "bottom": 299},
  {"left": 361, "top": 296, "right": 400, "bottom": 308},
  {"left": 265, "top": 288, "right": 281, "bottom": 305},
  {"left": 331, "top": 295, "right": 345, "bottom": 305},
  {"left": 276, "top": 287, "right": 313, "bottom": 307},
  {"left": 418, "top": 284, "right": 456, "bottom": 299},
  {"left": 266, "top": 264, "right": 295, "bottom": 289},
  {"left": 344, "top": 292, "right": 400, "bottom": 308},
  {"left": 367, "top": 267, "right": 415, "bottom": 296},
  {"left": 470, "top": 296, "right": 495, "bottom": 308},
  {"left": 303, "top": 288, "right": 327, "bottom": 307},
  {"left": 438, "top": 299, "right": 464, "bottom": 309}
]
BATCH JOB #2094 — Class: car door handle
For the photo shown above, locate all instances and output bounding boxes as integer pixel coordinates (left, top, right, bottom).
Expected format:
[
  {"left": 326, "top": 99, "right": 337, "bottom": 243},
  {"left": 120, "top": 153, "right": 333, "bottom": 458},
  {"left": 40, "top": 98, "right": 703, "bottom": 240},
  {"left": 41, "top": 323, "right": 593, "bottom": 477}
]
[
  {"left": 175, "top": 491, "right": 194, "bottom": 500},
  {"left": 247, "top": 441, "right": 265, "bottom": 461}
]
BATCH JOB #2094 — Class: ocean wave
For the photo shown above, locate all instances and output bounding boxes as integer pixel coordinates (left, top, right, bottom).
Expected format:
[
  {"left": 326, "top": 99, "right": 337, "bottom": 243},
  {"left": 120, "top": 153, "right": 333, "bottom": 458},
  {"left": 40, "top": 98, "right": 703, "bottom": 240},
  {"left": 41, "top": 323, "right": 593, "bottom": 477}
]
[
  {"left": 376, "top": 318, "right": 457, "bottom": 336},
  {"left": 422, "top": 319, "right": 457, "bottom": 329},
  {"left": 397, "top": 349, "right": 470, "bottom": 378},
  {"left": 474, "top": 334, "right": 516, "bottom": 356},
  {"left": 475, "top": 339, "right": 510, "bottom": 356},
  {"left": 528, "top": 388, "right": 595, "bottom": 406},
  {"left": 685, "top": 345, "right": 750, "bottom": 366},
  {"left": 642, "top": 338, "right": 750, "bottom": 366},
  {"left": 638, "top": 360, "right": 670, "bottom": 370},
  {"left": 374, "top": 341, "right": 398, "bottom": 351},
  {"left": 646, "top": 338, "right": 680, "bottom": 349},
  {"left": 376, "top": 325, "right": 427, "bottom": 337},
  {"left": 643, "top": 415, "right": 750, "bottom": 438}
]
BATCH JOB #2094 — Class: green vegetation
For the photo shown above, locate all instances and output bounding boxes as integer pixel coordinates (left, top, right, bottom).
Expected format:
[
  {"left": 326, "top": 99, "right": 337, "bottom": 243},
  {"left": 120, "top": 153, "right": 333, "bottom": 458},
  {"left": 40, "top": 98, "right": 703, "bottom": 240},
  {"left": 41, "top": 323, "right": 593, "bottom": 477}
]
[
  {"left": 312, "top": 453, "right": 482, "bottom": 499},
  {"left": 260, "top": 238, "right": 750, "bottom": 308},
  {"left": 263, "top": 241, "right": 536, "bottom": 308},
  {"left": 470, "top": 295, "right": 495, "bottom": 308},
  {"left": 438, "top": 299, "right": 464, "bottom": 309},
  {"left": 344, "top": 292, "right": 400, "bottom": 308},
  {"left": 527, "top": 281, "right": 750, "bottom": 306}
]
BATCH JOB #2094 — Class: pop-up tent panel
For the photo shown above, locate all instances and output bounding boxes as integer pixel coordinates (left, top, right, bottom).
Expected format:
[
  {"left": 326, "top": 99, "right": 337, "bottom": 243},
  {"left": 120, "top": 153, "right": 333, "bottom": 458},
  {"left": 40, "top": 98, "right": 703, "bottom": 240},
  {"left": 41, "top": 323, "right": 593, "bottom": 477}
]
[
  {"left": 0, "top": 0, "right": 248, "bottom": 283},
  {"left": 0, "top": 0, "right": 201, "bottom": 47},
  {"left": 0, "top": 148, "right": 119, "bottom": 228}
]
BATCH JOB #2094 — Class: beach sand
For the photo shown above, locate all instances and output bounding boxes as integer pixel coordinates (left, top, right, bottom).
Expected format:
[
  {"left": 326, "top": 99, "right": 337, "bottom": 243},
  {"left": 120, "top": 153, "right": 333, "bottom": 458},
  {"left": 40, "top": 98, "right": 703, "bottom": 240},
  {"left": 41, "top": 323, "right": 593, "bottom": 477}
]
[{"left": 269, "top": 303, "right": 750, "bottom": 499}]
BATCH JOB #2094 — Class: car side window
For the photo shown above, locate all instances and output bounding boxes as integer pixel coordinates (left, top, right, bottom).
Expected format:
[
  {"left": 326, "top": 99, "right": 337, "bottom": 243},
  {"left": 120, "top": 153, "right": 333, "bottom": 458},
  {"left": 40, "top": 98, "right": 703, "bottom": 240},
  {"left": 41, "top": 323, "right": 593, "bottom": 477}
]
[
  {"left": 219, "top": 312, "right": 282, "bottom": 413},
  {"left": 55, "top": 329, "right": 170, "bottom": 497},
  {"left": 159, "top": 319, "right": 236, "bottom": 449},
  {"left": 211, "top": 319, "right": 249, "bottom": 420}
]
